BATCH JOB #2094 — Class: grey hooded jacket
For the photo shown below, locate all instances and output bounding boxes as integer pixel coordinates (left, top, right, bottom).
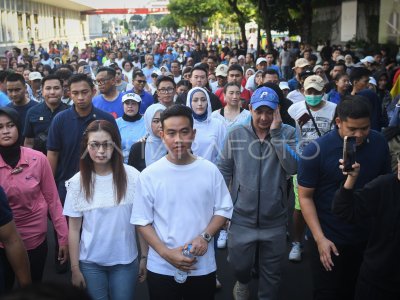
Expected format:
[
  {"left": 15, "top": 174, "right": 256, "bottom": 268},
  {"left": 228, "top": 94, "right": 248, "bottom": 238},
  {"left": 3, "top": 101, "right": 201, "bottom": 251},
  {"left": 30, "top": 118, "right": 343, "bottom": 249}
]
[{"left": 218, "top": 122, "right": 297, "bottom": 228}]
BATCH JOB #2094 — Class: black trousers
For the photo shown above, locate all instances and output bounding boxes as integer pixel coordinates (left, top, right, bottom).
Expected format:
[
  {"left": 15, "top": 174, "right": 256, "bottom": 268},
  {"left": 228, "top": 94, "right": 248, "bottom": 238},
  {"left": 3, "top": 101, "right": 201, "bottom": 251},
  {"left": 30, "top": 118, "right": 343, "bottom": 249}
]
[
  {"left": 147, "top": 270, "right": 215, "bottom": 300},
  {"left": 0, "top": 239, "right": 48, "bottom": 290},
  {"left": 355, "top": 271, "right": 400, "bottom": 300},
  {"left": 309, "top": 240, "right": 366, "bottom": 300}
]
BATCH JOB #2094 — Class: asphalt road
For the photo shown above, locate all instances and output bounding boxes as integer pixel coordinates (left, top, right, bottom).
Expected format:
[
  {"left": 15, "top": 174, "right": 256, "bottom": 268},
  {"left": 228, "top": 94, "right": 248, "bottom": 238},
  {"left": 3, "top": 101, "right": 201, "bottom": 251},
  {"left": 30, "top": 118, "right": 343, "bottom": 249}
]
[{"left": 42, "top": 222, "right": 313, "bottom": 300}]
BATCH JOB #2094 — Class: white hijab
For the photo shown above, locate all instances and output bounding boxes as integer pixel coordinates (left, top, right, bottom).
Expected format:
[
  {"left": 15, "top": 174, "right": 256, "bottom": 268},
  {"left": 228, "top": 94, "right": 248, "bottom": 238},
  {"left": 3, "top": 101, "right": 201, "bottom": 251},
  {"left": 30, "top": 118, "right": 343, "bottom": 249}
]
[
  {"left": 144, "top": 103, "right": 167, "bottom": 167},
  {"left": 186, "top": 87, "right": 212, "bottom": 122}
]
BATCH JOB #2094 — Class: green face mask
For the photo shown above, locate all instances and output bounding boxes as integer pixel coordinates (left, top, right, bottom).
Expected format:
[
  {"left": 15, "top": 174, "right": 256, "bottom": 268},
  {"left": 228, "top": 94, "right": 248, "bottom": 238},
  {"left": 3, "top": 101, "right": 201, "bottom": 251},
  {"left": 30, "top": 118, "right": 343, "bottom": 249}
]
[{"left": 305, "top": 94, "right": 323, "bottom": 106}]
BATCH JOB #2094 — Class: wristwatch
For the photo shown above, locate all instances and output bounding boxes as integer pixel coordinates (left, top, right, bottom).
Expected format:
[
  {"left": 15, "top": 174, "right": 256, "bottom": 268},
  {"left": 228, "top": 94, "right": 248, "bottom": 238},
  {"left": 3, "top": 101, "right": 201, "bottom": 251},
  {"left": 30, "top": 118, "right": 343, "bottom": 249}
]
[{"left": 200, "top": 232, "right": 212, "bottom": 243}]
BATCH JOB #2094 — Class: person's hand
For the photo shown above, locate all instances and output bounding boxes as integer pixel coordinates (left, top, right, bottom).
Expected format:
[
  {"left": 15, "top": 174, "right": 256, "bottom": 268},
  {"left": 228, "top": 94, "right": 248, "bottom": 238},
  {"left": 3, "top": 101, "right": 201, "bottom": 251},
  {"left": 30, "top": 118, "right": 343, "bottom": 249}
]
[
  {"left": 138, "top": 257, "right": 147, "bottom": 283},
  {"left": 338, "top": 159, "right": 360, "bottom": 177},
  {"left": 316, "top": 236, "right": 339, "bottom": 271},
  {"left": 188, "top": 236, "right": 208, "bottom": 257},
  {"left": 270, "top": 107, "right": 282, "bottom": 130},
  {"left": 164, "top": 247, "right": 197, "bottom": 272},
  {"left": 58, "top": 245, "right": 69, "bottom": 265},
  {"left": 71, "top": 268, "right": 86, "bottom": 288}
]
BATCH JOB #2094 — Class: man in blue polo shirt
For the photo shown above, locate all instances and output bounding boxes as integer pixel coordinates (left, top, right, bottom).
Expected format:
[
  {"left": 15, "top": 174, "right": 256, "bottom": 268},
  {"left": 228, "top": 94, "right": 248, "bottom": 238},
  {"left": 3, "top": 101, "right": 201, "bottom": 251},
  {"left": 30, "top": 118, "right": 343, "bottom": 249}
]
[
  {"left": 6, "top": 73, "right": 37, "bottom": 131},
  {"left": 47, "top": 74, "right": 117, "bottom": 202},
  {"left": 125, "top": 71, "right": 154, "bottom": 115},
  {"left": 298, "top": 96, "right": 391, "bottom": 300},
  {"left": 23, "top": 74, "right": 68, "bottom": 154},
  {"left": 92, "top": 67, "right": 123, "bottom": 119}
]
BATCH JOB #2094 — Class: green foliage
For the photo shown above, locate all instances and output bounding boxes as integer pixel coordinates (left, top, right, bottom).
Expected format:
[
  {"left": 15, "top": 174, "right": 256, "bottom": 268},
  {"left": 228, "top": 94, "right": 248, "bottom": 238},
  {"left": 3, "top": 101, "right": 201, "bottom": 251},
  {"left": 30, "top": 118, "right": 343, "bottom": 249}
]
[
  {"left": 159, "top": 15, "right": 179, "bottom": 30},
  {"left": 168, "top": 0, "right": 219, "bottom": 28}
]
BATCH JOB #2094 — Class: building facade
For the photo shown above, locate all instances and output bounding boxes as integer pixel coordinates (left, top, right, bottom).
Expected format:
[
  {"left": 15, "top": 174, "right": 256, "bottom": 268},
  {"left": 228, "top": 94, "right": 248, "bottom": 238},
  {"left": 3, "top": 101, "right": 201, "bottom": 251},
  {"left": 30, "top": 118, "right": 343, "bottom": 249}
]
[{"left": 0, "top": 0, "right": 102, "bottom": 52}]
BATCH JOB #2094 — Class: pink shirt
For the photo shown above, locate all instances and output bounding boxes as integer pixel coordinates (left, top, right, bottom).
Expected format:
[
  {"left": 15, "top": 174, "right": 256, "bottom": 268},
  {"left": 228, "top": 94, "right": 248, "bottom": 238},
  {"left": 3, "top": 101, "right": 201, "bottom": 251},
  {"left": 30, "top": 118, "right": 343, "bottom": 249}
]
[{"left": 0, "top": 147, "right": 68, "bottom": 250}]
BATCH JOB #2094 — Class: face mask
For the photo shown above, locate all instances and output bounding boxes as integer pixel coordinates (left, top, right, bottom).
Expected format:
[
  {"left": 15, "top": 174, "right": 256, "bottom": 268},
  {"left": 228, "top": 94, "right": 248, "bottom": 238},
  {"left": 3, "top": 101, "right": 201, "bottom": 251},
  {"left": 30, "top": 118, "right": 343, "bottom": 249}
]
[{"left": 305, "top": 94, "right": 323, "bottom": 106}]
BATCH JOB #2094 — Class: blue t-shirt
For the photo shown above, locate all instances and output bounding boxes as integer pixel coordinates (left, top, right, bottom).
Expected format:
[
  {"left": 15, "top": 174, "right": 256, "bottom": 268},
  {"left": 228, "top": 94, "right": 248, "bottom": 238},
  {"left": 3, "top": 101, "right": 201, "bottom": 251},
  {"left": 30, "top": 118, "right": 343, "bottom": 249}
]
[
  {"left": 0, "top": 91, "right": 10, "bottom": 107},
  {"left": 92, "top": 93, "right": 124, "bottom": 119},
  {"left": 288, "top": 77, "right": 299, "bottom": 91},
  {"left": 116, "top": 117, "right": 146, "bottom": 163},
  {"left": 124, "top": 89, "right": 154, "bottom": 115},
  {"left": 7, "top": 100, "right": 38, "bottom": 134},
  {"left": 142, "top": 66, "right": 159, "bottom": 84},
  {"left": 298, "top": 129, "right": 391, "bottom": 245},
  {"left": 46, "top": 105, "right": 118, "bottom": 186}
]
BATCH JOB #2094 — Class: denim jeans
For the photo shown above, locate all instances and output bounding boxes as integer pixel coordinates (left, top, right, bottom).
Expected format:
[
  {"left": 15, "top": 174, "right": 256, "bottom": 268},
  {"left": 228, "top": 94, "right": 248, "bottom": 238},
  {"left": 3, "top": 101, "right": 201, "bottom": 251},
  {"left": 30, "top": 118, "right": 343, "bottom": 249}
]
[{"left": 80, "top": 258, "right": 139, "bottom": 300}]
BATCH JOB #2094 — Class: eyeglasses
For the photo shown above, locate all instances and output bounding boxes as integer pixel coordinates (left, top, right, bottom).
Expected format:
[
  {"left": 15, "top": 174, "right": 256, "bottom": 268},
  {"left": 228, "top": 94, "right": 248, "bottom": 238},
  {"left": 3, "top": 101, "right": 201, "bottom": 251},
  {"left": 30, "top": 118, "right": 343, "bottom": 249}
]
[
  {"left": 88, "top": 141, "right": 115, "bottom": 151},
  {"left": 94, "top": 78, "right": 112, "bottom": 85},
  {"left": 135, "top": 80, "right": 147, "bottom": 84},
  {"left": 158, "top": 87, "right": 174, "bottom": 94}
]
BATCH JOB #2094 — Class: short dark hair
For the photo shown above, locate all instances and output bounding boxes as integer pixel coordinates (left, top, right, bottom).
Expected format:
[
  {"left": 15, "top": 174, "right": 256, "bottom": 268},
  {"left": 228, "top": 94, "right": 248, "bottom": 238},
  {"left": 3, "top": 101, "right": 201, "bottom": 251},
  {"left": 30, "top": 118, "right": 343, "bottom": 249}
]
[
  {"left": 349, "top": 67, "right": 371, "bottom": 84},
  {"left": 224, "top": 82, "right": 241, "bottom": 93},
  {"left": 156, "top": 75, "right": 176, "bottom": 88},
  {"left": 132, "top": 71, "right": 145, "bottom": 80},
  {"left": 122, "top": 60, "right": 133, "bottom": 69},
  {"left": 97, "top": 66, "right": 116, "bottom": 78},
  {"left": 16, "top": 63, "right": 26, "bottom": 70},
  {"left": 55, "top": 69, "right": 73, "bottom": 83},
  {"left": 58, "top": 64, "right": 75, "bottom": 73},
  {"left": 190, "top": 66, "right": 207, "bottom": 77},
  {"left": 228, "top": 64, "right": 243, "bottom": 75},
  {"left": 262, "top": 68, "right": 279, "bottom": 78},
  {"left": 6, "top": 73, "right": 25, "bottom": 85},
  {"left": 160, "top": 104, "right": 193, "bottom": 128},
  {"left": 41, "top": 74, "right": 63, "bottom": 88},
  {"left": 0, "top": 70, "right": 10, "bottom": 83},
  {"left": 68, "top": 73, "right": 94, "bottom": 89},
  {"left": 176, "top": 79, "right": 190, "bottom": 89},
  {"left": 336, "top": 95, "right": 371, "bottom": 121}
]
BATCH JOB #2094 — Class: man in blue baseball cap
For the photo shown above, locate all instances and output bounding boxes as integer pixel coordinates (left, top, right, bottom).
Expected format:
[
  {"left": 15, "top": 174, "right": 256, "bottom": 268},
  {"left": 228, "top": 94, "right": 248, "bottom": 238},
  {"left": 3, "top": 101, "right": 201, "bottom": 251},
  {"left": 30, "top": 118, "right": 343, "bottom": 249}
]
[{"left": 218, "top": 86, "right": 298, "bottom": 300}]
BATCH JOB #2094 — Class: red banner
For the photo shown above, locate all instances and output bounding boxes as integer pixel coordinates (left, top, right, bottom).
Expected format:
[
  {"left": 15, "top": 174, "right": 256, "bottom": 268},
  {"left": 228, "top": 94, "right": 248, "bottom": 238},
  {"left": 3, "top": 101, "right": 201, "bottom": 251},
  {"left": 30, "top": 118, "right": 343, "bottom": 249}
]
[{"left": 82, "top": 8, "right": 169, "bottom": 15}]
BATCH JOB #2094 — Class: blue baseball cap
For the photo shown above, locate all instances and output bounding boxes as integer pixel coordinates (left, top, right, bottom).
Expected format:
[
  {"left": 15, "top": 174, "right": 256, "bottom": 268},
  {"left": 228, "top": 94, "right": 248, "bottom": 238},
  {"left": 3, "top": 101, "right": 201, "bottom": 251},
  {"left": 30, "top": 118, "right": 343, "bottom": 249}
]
[{"left": 250, "top": 87, "right": 279, "bottom": 110}]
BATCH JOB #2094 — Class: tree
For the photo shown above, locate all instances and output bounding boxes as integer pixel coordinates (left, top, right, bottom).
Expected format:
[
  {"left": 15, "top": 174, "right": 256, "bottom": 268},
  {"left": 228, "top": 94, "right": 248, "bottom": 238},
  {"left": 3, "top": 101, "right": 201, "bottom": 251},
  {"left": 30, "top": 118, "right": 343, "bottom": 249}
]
[
  {"left": 129, "top": 15, "right": 143, "bottom": 30},
  {"left": 223, "top": 0, "right": 256, "bottom": 50},
  {"left": 168, "top": 0, "right": 219, "bottom": 40},
  {"left": 159, "top": 15, "right": 179, "bottom": 31}
]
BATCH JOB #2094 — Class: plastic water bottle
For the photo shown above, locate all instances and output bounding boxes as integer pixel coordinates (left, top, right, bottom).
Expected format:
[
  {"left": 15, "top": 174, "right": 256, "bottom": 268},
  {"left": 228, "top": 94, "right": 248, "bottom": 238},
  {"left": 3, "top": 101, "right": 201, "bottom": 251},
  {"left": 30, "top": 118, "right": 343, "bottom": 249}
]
[{"left": 174, "top": 244, "right": 193, "bottom": 284}]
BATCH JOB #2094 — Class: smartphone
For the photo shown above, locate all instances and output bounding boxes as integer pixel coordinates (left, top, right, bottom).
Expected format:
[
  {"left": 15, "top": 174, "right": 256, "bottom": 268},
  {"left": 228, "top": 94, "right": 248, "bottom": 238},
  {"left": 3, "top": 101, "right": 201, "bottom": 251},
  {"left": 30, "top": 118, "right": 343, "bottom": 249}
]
[
  {"left": 83, "top": 65, "right": 92, "bottom": 75},
  {"left": 343, "top": 136, "right": 356, "bottom": 172},
  {"left": 297, "top": 112, "right": 311, "bottom": 128}
]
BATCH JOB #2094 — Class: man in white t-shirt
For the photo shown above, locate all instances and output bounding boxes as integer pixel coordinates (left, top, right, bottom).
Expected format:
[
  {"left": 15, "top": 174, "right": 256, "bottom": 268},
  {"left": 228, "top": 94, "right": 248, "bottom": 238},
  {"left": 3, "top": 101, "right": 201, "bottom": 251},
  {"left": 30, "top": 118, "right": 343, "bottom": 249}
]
[
  {"left": 131, "top": 105, "right": 233, "bottom": 300},
  {"left": 287, "top": 75, "right": 336, "bottom": 263}
]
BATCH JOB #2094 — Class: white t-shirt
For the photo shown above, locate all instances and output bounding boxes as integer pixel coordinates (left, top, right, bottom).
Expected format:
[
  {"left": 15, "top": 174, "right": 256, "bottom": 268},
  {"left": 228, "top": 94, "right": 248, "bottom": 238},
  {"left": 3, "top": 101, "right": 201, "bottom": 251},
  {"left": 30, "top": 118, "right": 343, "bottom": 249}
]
[
  {"left": 192, "top": 118, "right": 227, "bottom": 164},
  {"left": 288, "top": 100, "right": 336, "bottom": 152},
  {"left": 211, "top": 109, "right": 251, "bottom": 129},
  {"left": 130, "top": 157, "right": 233, "bottom": 276},
  {"left": 63, "top": 165, "right": 140, "bottom": 266}
]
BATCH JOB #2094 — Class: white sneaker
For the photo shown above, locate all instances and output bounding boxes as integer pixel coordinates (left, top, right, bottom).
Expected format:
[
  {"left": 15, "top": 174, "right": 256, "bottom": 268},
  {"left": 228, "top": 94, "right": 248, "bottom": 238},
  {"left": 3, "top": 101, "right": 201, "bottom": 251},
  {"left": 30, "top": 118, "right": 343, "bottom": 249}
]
[
  {"left": 288, "top": 242, "right": 302, "bottom": 262},
  {"left": 233, "top": 281, "right": 250, "bottom": 300},
  {"left": 217, "top": 230, "right": 228, "bottom": 249}
]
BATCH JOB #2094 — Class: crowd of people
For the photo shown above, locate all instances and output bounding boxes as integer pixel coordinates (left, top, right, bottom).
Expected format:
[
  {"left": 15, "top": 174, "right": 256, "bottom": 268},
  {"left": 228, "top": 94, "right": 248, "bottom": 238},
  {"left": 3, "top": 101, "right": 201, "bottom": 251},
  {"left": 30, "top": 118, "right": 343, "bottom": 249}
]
[{"left": 0, "top": 31, "right": 399, "bottom": 300}]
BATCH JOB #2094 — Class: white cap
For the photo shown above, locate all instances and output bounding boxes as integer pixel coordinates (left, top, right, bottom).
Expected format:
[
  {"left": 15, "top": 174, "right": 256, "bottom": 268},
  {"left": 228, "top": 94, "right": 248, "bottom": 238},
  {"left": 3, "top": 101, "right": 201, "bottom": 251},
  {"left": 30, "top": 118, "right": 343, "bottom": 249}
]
[
  {"left": 279, "top": 81, "right": 289, "bottom": 91},
  {"left": 122, "top": 93, "right": 141, "bottom": 103},
  {"left": 28, "top": 72, "right": 43, "bottom": 81},
  {"left": 369, "top": 77, "right": 377, "bottom": 86},
  {"left": 256, "top": 57, "right": 267, "bottom": 65},
  {"left": 360, "top": 56, "right": 375, "bottom": 64}
]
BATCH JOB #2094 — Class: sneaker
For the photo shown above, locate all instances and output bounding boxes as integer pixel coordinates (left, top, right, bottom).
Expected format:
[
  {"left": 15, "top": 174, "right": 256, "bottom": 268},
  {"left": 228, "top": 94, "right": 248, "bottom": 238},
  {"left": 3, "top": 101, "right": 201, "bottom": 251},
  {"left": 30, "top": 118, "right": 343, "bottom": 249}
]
[
  {"left": 217, "top": 230, "right": 228, "bottom": 249},
  {"left": 216, "top": 276, "right": 222, "bottom": 289},
  {"left": 233, "top": 281, "right": 250, "bottom": 300},
  {"left": 288, "top": 242, "right": 302, "bottom": 262}
]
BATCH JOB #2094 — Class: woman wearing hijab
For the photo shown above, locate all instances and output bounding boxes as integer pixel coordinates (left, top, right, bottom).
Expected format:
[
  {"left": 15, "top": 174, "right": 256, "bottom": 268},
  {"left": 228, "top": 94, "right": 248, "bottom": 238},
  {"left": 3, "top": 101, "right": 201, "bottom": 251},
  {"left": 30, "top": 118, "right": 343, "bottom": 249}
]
[
  {"left": 116, "top": 93, "right": 146, "bottom": 163},
  {"left": 186, "top": 87, "right": 226, "bottom": 164},
  {"left": 40, "top": 52, "right": 54, "bottom": 69},
  {"left": 0, "top": 107, "right": 68, "bottom": 289},
  {"left": 128, "top": 103, "right": 166, "bottom": 171}
]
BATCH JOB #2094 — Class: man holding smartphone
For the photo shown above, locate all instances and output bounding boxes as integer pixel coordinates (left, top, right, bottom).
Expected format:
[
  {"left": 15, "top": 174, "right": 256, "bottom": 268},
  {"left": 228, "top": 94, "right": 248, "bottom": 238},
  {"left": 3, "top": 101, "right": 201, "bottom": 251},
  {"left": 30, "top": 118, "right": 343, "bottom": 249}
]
[
  {"left": 298, "top": 96, "right": 391, "bottom": 300},
  {"left": 287, "top": 75, "right": 337, "bottom": 262}
]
